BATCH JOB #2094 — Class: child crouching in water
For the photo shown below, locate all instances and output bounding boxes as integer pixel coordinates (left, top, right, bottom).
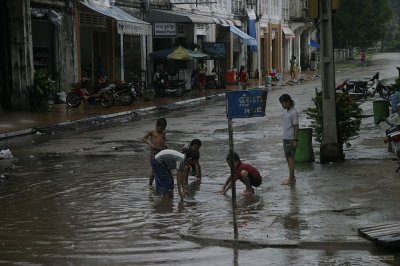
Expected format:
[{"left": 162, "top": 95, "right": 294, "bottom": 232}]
[{"left": 219, "top": 152, "right": 262, "bottom": 195}]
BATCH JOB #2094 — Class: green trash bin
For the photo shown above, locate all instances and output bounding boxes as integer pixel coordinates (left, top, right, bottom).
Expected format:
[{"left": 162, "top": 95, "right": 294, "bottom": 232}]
[
  {"left": 373, "top": 100, "right": 390, "bottom": 124},
  {"left": 294, "top": 128, "right": 315, "bottom": 163}
]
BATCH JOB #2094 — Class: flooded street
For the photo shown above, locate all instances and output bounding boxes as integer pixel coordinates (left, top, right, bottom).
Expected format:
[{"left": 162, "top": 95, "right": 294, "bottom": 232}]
[{"left": 1, "top": 53, "right": 400, "bottom": 265}]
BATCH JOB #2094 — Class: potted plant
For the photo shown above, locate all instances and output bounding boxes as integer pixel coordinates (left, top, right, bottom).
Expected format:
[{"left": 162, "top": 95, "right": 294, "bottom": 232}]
[
  {"left": 33, "top": 69, "right": 56, "bottom": 111},
  {"left": 306, "top": 92, "right": 363, "bottom": 160}
]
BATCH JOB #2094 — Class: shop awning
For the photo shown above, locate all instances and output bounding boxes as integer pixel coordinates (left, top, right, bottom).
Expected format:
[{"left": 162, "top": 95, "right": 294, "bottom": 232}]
[
  {"left": 282, "top": 26, "right": 295, "bottom": 39},
  {"left": 80, "top": 0, "right": 152, "bottom": 35},
  {"left": 145, "top": 9, "right": 214, "bottom": 24},
  {"left": 223, "top": 25, "right": 257, "bottom": 47},
  {"left": 212, "top": 18, "right": 241, "bottom": 27},
  {"left": 145, "top": 9, "right": 241, "bottom": 27},
  {"left": 247, "top": 9, "right": 257, "bottom": 52}
]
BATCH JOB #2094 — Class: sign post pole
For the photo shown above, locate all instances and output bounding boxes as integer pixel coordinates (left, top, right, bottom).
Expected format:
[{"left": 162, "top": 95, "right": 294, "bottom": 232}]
[
  {"left": 225, "top": 88, "right": 268, "bottom": 240},
  {"left": 228, "top": 117, "right": 239, "bottom": 239}
]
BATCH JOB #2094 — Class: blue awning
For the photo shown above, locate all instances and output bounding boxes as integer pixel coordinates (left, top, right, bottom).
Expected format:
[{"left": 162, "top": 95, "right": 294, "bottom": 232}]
[
  {"left": 80, "top": 1, "right": 152, "bottom": 35},
  {"left": 310, "top": 39, "right": 320, "bottom": 49},
  {"left": 223, "top": 25, "right": 257, "bottom": 47},
  {"left": 248, "top": 20, "right": 257, "bottom": 52}
]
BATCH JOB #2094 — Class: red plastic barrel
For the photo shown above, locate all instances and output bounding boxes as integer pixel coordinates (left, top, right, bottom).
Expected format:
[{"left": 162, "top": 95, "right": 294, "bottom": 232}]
[{"left": 225, "top": 71, "right": 237, "bottom": 85}]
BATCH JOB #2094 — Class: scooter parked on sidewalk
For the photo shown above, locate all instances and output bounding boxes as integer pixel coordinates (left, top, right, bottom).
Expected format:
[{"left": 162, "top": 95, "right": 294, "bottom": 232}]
[
  {"left": 150, "top": 72, "right": 188, "bottom": 97},
  {"left": 111, "top": 81, "right": 138, "bottom": 106},
  {"left": 66, "top": 75, "right": 116, "bottom": 108},
  {"left": 367, "top": 72, "right": 391, "bottom": 100},
  {"left": 383, "top": 113, "right": 400, "bottom": 172},
  {"left": 335, "top": 72, "right": 389, "bottom": 99}
]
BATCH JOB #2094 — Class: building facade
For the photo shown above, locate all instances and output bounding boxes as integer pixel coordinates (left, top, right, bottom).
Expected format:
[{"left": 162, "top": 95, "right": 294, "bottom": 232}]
[{"left": 0, "top": 0, "right": 314, "bottom": 110}]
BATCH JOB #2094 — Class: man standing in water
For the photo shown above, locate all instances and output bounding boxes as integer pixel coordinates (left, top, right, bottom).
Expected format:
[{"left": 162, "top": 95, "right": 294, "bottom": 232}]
[{"left": 279, "top": 94, "right": 299, "bottom": 185}]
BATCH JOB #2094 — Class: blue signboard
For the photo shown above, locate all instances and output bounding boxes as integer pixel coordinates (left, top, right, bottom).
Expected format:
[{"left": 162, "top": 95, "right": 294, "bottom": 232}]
[{"left": 226, "top": 89, "right": 268, "bottom": 118}]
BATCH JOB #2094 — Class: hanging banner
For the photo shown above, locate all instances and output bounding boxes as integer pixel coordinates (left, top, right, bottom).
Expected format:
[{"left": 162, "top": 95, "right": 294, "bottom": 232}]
[{"left": 226, "top": 89, "right": 268, "bottom": 118}]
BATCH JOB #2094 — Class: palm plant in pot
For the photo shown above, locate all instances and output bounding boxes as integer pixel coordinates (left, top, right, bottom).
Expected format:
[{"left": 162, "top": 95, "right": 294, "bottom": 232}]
[{"left": 33, "top": 68, "right": 56, "bottom": 111}]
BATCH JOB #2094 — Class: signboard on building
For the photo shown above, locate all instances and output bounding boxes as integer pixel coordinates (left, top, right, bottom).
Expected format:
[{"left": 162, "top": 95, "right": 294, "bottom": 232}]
[
  {"left": 117, "top": 21, "right": 152, "bottom": 36},
  {"left": 225, "top": 89, "right": 268, "bottom": 118},
  {"left": 154, "top": 23, "right": 177, "bottom": 37},
  {"left": 202, "top": 42, "right": 227, "bottom": 59},
  {"left": 196, "top": 24, "right": 206, "bottom": 36}
]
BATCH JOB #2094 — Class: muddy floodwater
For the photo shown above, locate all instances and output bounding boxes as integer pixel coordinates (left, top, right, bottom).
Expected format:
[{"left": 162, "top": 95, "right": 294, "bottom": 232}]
[{"left": 2, "top": 54, "right": 400, "bottom": 265}]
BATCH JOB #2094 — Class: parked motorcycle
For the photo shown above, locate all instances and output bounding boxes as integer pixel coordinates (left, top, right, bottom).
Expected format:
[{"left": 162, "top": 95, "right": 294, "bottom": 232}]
[
  {"left": 336, "top": 72, "right": 389, "bottom": 99},
  {"left": 151, "top": 72, "right": 188, "bottom": 97},
  {"left": 367, "top": 72, "right": 391, "bottom": 99},
  {"left": 111, "top": 82, "right": 138, "bottom": 106},
  {"left": 66, "top": 76, "right": 115, "bottom": 108},
  {"left": 205, "top": 73, "right": 226, "bottom": 90},
  {"left": 335, "top": 78, "right": 369, "bottom": 97},
  {"left": 383, "top": 113, "right": 400, "bottom": 172},
  {"left": 130, "top": 80, "right": 156, "bottom": 101}
]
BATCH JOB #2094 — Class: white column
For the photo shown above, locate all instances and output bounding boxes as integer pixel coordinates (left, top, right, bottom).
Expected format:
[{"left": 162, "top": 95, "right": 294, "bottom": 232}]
[{"left": 120, "top": 34, "right": 124, "bottom": 81}]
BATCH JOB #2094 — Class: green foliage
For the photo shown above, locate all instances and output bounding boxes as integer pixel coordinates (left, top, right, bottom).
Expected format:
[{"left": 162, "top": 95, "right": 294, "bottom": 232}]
[
  {"left": 306, "top": 93, "right": 363, "bottom": 148},
  {"left": 333, "top": 0, "right": 393, "bottom": 49},
  {"left": 34, "top": 69, "right": 56, "bottom": 97}
]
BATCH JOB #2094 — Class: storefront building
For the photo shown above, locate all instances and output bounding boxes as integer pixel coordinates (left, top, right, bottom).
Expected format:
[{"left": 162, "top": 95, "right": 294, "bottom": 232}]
[{"left": 78, "top": 1, "right": 152, "bottom": 86}]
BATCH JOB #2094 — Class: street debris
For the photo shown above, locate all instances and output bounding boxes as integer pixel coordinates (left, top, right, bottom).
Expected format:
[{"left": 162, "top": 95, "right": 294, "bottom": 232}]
[{"left": 0, "top": 149, "right": 13, "bottom": 159}]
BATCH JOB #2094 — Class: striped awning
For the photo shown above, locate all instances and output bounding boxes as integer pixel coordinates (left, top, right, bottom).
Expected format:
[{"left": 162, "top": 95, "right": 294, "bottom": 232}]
[
  {"left": 145, "top": 9, "right": 215, "bottom": 24},
  {"left": 80, "top": 0, "right": 152, "bottom": 36},
  {"left": 222, "top": 25, "right": 257, "bottom": 47},
  {"left": 212, "top": 18, "right": 241, "bottom": 27}
]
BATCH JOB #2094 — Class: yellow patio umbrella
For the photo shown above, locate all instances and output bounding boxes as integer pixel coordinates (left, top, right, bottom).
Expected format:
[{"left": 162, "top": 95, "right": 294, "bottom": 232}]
[{"left": 166, "top": 45, "right": 192, "bottom": 60}]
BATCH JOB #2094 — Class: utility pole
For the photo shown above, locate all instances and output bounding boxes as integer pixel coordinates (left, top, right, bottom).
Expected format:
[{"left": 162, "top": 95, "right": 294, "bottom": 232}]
[{"left": 318, "top": 0, "right": 342, "bottom": 163}]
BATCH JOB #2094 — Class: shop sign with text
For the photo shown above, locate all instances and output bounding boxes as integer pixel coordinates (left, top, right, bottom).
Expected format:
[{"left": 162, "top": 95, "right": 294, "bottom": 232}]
[{"left": 154, "top": 23, "right": 176, "bottom": 37}]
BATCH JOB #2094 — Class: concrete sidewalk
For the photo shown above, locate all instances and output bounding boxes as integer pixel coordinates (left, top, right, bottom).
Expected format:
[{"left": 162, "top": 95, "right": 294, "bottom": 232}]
[
  {"left": 0, "top": 86, "right": 229, "bottom": 139},
  {"left": 0, "top": 70, "right": 319, "bottom": 140}
]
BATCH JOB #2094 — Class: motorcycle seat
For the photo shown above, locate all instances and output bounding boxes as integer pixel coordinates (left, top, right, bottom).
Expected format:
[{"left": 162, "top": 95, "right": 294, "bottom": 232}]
[
  {"left": 169, "top": 80, "right": 186, "bottom": 85},
  {"left": 386, "top": 125, "right": 400, "bottom": 135},
  {"left": 348, "top": 80, "right": 368, "bottom": 86}
]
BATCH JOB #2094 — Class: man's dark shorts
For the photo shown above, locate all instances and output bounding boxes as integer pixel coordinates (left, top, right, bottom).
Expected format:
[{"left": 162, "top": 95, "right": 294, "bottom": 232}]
[
  {"left": 151, "top": 159, "right": 174, "bottom": 195},
  {"left": 283, "top": 139, "right": 296, "bottom": 159}
]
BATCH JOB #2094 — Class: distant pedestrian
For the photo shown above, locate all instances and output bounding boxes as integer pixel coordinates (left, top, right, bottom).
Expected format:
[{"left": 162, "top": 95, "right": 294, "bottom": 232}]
[
  {"left": 218, "top": 152, "right": 262, "bottom": 195},
  {"left": 279, "top": 94, "right": 299, "bottom": 185},
  {"left": 238, "top": 65, "right": 248, "bottom": 90},
  {"left": 181, "top": 139, "right": 202, "bottom": 181},
  {"left": 152, "top": 149, "right": 200, "bottom": 199},
  {"left": 197, "top": 60, "right": 207, "bottom": 90},
  {"left": 290, "top": 55, "right": 297, "bottom": 79},
  {"left": 360, "top": 50, "right": 366, "bottom": 69},
  {"left": 142, "top": 117, "right": 167, "bottom": 186}
]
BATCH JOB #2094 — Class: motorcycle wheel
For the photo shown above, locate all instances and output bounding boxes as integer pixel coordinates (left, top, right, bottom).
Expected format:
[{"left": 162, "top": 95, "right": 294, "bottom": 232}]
[
  {"left": 66, "top": 92, "right": 81, "bottom": 107},
  {"left": 100, "top": 91, "right": 115, "bottom": 108},
  {"left": 379, "top": 87, "right": 390, "bottom": 100},
  {"left": 175, "top": 85, "right": 185, "bottom": 97},
  {"left": 146, "top": 91, "right": 156, "bottom": 101},
  {"left": 119, "top": 91, "right": 134, "bottom": 106}
]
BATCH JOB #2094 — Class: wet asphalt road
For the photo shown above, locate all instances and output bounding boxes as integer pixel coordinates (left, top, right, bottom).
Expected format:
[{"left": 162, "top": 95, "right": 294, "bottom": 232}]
[{"left": 1, "top": 53, "right": 400, "bottom": 265}]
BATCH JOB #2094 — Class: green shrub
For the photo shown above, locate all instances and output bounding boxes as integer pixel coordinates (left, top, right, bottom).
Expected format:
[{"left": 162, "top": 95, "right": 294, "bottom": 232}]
[
  {"left": 306, "top": 92, "right": 363, "bottom": 150},
  {"left": 34, "top": 69, "right": 56, "bottom": 98}
]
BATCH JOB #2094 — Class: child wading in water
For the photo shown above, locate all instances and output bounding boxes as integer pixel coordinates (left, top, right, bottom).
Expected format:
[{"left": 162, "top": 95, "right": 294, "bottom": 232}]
[
  {"left": 181, "top": 139, "right": 202, "bottom": 181},
  {"left": 142, "top": 118, "right": 167, "bottom": 186},
  {"left": 219, "top": 152, "right": 262, "bottom": 195},
  {"left": 152, "top": 149, "right": 200, "bottom": 199},
  {"left": 279, "top": 94, "right": 299, "bottom": 185}
]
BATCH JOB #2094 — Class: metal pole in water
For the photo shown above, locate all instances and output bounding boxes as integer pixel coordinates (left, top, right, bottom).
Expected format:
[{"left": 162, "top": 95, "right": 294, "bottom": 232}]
[{"left": 228, "top": 117, "right": 238, "bottom": 239}]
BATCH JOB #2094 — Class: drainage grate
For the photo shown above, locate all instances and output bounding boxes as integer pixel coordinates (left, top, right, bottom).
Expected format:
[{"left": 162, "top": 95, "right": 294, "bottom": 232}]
[
  {"left": 69, "top": 117, "right": 108, "bottom": 130},
  {"left": 34, "top": 124, "right": 75, "bottom": 135}
]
